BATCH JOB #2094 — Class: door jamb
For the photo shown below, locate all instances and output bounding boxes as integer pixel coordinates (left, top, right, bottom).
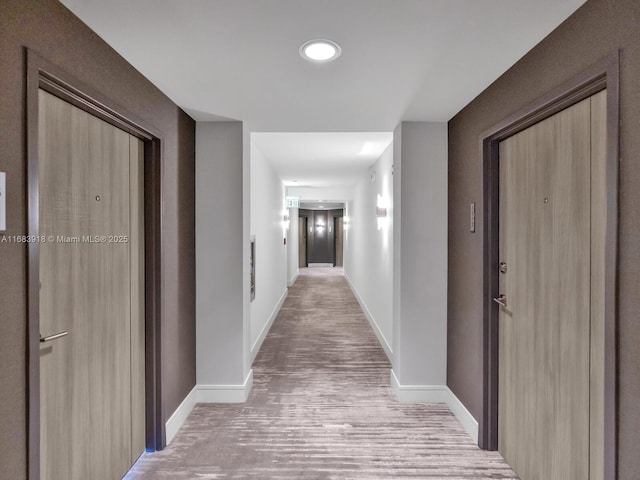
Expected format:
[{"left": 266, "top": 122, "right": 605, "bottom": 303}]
[
  {"left": 26, "top": 49, "right": 165, "bottom": 479},
  {"left": 479, "top": 51, "right": 619, "bottom": 480}
]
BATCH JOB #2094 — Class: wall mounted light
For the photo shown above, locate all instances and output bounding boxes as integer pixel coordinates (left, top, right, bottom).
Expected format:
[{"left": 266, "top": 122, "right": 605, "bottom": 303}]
[
  {"left": 376, "top": 194, "right": 388, "bottom": 231},
  {"left": 281, "top": 211, "right": 290, "bottom": 233}
]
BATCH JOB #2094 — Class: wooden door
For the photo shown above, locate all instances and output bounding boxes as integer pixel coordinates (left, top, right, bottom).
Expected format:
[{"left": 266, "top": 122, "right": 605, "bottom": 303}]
[
  {"left": 38, "top": 90, "right": 145, "bottom": 480},
  {"left": 335, "top": 217, "right": 343, "bottom": 267},
  {"left": 498, "top": 91, "right": 606, "bottom": 480},
  {"left": 298, "top": 217, "right": 307, "bottom": 267}
]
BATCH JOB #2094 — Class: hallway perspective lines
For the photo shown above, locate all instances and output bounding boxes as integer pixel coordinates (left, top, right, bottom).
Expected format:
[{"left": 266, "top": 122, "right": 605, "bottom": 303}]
[{"left": 126, "top": 267, "right": 518, "bottom": 479}]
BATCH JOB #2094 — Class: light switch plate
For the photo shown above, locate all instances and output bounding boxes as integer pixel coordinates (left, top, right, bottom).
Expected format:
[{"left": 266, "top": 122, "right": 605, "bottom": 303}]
[
  {"left": 0, "top": 172, "right": 5, "bottom": 231},
  {"left": 470, "top": 202, "right": 476, "bottom": 233}
]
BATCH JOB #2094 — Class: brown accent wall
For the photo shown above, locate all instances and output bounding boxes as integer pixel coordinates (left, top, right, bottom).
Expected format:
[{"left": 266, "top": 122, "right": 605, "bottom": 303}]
[
  {"left": 0, "top": 1, "right": 196, "bottom": 478},
  {"left": 447, "top": 0, "right": 640, "bottom": 477}
]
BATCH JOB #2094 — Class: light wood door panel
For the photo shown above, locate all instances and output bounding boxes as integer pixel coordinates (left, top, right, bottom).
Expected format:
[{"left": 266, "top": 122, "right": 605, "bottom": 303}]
[
  {"left": 498, "top": 96, "right": 595, "bottom": 480},
  {"left": 335, "top": 217, "right": 343, "bottom": 267},
  {"left": 39, "top": 89, "right": 144, "bottom": 480},
  {"left": 298, "top": 217, "right": 307, "bottom": 267}
]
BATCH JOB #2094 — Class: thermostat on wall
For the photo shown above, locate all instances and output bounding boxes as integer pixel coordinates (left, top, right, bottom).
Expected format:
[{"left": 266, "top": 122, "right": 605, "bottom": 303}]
[{"left": 0, "top": 172, "right": 5, "bottom": 232}]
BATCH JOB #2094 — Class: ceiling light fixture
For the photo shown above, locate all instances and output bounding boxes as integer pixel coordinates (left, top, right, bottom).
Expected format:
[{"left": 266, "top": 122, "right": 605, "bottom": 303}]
[{"left": 299, "top": 39, "right": 342, "bottom": 63}]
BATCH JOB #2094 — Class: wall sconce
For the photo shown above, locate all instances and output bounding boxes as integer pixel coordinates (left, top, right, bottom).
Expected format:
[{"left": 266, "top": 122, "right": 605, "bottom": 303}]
[
  {"left": 376, "top": 194, "right": 388, "bottom": 231},
  {"left": 281, "top": 211, "right": 290, "bottom": 234}
]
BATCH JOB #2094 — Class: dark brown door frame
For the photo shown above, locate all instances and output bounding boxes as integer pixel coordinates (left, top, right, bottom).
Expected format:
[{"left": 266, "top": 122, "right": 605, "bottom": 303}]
[
  {"left": 302, "top": 216, "right": 308, "bottom": 267},
  {"left": 26, "top": 49, "right": 165, "bottom": 479},
  {"left": 479, "top": 52, "right": 620, "bottom": 480}
]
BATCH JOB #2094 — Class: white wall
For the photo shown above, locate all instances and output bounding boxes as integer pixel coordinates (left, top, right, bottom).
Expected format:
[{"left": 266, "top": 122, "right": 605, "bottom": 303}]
[
  {"left": 286, "top": 208, "right": 299, "bottom": 286},
  {"left": 249, "top": 143, "right": 288, "bottom": 360},
  {"left": 344, "top": 144, "right": 394, "bottom": 358},
  {"left": 196, "top": 121, "right": 246, "bottom": 385},
  {"left": 392, "top": 122, "right": 448, "bottom": 386}
]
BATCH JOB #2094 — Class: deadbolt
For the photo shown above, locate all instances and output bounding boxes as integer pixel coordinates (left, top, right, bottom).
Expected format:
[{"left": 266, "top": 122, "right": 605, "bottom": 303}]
[{"left": 499, "top": 262, "right": 507, "bottom": 274}]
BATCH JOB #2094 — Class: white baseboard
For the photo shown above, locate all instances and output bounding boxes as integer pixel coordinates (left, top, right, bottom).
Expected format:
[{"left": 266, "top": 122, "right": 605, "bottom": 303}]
[
  {"left": 445, "top": 386, "right": 479, "bottom": 444},
  {"left": 287, "top": 270, "right": 298, "bottom": 287},
  {"left": 165, "top": 385, "right": 198, "bottom": 445},
  {"left": 165, "top": 370, "right": 254, "bottom": 446},
  {"left": 390, "top": 370, "right": 478, "bottom": 443},
  {"left": 198, "top": 369, "right": 254, "bottom": 403},
  {"left": 250, "top": 289, "right": 287, "bottom": 362},
  {"left": 344, "top": 273, "right": 393, "bottom": 361},
  {"left": 308, "top": 263, "right": 333, "bottom": 267}
]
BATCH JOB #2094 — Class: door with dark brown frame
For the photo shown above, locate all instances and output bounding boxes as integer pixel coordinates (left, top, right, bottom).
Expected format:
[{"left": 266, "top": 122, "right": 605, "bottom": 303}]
[
  {"left": 497, "top": 91, "right": 606, "bottom": 480},
  {"left": 38, "top": 89, "right": 145, "bottom": 480},
  {"left": 298, "top": 216, "right": 307, "bottom": 267},
  {"left": 334, "top": 216, "right": 343, "bottom": 267}
]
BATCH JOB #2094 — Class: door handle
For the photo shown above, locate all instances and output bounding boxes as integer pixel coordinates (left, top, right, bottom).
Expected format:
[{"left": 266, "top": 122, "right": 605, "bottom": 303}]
[
  {"left": 493, "top": 295, "right": 507, "bottom": 308},
  {"left": 40, "top": 331, "right": 69, "bottom": 343}
]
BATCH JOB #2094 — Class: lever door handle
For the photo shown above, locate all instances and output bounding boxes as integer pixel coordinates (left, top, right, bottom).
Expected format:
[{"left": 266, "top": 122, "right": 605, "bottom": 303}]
[
  {"left": 493, "top": 295, "right": 507, "bottom": 308},
  {"left": 40, "top": 331, "right": 69, "bottom": 343}
]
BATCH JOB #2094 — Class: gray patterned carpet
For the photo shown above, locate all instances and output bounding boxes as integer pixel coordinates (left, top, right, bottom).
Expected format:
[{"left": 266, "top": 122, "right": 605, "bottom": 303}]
[{"left": 126, "top": 267, "right": 518, "bottom": 479}]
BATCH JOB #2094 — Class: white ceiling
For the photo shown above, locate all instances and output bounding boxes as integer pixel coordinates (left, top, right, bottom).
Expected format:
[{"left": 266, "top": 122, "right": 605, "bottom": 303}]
[
  {"left": 60, "top": 0, "right": 586, "bottom": 131},
  {"left": 299, "top": 202, "right": 345, "bottom": 211},
  {"left": 253, "top": 132, "right": 392, "bottom": 187},
  {"left": 60, "top": 0, "right": 585, "bottom": 188}
]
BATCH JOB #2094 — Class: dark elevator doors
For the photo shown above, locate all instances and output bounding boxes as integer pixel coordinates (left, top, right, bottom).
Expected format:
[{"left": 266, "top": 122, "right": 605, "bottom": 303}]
[{"left": 300, "top": 209, "right": 343, "bottom": 266}]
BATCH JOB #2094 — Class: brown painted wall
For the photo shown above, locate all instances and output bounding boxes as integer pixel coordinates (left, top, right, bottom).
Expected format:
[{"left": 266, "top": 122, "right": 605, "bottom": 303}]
[
  {"left": 0, "top": 1, "right": 196, "bottom": 478},
  {"left": 447, "top": 0, "right": 639, "bottom": 477}
]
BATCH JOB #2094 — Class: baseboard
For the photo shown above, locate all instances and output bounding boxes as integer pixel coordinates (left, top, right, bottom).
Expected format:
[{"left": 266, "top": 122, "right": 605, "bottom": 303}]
[
  {"left": 390, "top": 370, "right": 478, "bottom": 443},
  {"left": 445, "top": 386, "right": 479, "bottom": 445},
  {"left": 308, "top": 262, "right": 333, "bottom": 267},
  {"left": 165, "top": 385, "right": 198, "bottom": 445},
  {"left": 164, "top": 371, "right": 254, "bottom": 446},
  {"left": 198, "top": 369, "right": 254, "bottom": 403},
  {"left": 344, "top": 273, "right": 393, "bottom": 360},
  {"left": 250, "top": 289, "right": 287, "bottom": 362},
  {"left": 287, "top": 270, "right": 298, "bottom": 287}
]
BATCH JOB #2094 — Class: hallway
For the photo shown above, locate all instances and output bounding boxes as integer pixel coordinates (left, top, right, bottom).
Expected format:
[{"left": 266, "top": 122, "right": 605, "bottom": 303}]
[{"left": 126, "top": 268, "right": 517, "bottom": 479}]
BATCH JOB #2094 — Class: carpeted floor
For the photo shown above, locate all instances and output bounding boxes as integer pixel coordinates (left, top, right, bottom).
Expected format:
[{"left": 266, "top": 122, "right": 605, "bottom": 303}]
[{"left": 126, "top": 267, "right": 518, "bottom": 479}]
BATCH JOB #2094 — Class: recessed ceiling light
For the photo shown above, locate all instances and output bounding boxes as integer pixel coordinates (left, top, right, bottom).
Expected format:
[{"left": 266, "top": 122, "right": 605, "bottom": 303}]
[{"left": 299, "top": 39, "right": 342, "bottom": 63}]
